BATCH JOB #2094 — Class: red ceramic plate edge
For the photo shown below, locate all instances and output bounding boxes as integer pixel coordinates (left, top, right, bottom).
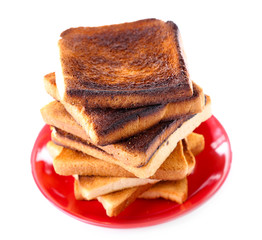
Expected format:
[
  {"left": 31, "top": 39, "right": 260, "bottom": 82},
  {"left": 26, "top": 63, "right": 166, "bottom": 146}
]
[{"left": 31, "top": 116, "right": 232, "bottom": 228}]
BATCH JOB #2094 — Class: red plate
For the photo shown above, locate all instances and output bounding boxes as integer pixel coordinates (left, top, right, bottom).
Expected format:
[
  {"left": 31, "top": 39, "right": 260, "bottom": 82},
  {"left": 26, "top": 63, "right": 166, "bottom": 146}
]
[{"left": 31, "top": 116, "right": 232, "bottom": 228}]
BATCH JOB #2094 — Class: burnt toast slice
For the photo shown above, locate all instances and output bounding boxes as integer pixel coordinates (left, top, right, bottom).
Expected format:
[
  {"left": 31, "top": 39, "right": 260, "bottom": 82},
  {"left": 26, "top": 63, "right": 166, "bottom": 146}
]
[
  {"left": 57, "top": 19, "right": 193, "bottom": 109},
  {"left": 44, "top": 96, "right": 211, "bottom": 178},
  {"left": 44, "top": 72, "right": 204, "bottom": 145},
  {"left": 47, "top": 132, "right": 202, "bottom": 180}
]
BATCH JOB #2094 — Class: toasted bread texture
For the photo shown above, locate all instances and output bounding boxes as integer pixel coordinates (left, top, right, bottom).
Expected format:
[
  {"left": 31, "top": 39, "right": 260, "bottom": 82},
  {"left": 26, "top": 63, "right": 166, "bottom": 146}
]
[
  {"left": 49, "top": 96, "right": 210, "bottom": 178},
  {"left": 57, "top": 19, "right": 193, "bottom": 109},
  {"left": 139, "top": 178, "right": 188, "bottom": 204},
  {"left": 74, "top": 178, "right": 188, "bottom": 216},
  {"left": 43, "top": 96, "right": 210, "bottom": 168},
  {"left": 47, "top": 138, "right": 196, "bottom": 180},
  {"left": 182, "top": 138, "right": 196, "bottom": 174},
  {"left": 44, "top": 73, "right": 204, "bottom": 145},
  {"left": 52, "top": 116, "right": 189, "bottom": 168},
  {"left": 186, "top": 132, "right": 205, "bottom": 156},
  {"left": 67, "top": 138, "right": 194, "bottom": 201},
  {"left": 75, "top": 176, "right": 159, "bottom": 200},
  {"left": 46, "top": 141, "right": 63, "bottom": 158},
  {"left": 96, "top": 184, "right": 153, "bottom": 217}
]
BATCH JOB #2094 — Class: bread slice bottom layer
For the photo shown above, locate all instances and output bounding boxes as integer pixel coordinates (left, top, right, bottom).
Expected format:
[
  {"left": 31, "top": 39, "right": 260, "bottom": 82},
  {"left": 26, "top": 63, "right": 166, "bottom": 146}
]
[{"left": 75, "top": 178, "right": 188, "bottom": 217}]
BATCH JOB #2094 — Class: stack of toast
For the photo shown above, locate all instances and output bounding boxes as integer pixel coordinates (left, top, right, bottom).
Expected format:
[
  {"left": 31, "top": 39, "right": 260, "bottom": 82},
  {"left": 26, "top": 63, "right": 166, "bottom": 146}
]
[{"left": 41, "top": 19, "right": 212, "bottom": 217}]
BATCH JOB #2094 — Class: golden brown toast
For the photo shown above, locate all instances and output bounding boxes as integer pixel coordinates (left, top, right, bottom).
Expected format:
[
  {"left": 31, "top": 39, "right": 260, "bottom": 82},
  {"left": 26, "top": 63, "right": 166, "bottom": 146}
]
[
  {"left": 42, "top": 96, "right": 210, "bottom": 169},
  {"left": 97, "top": 184, "right": 153, "bottom": 217},
  {"left": 71, "top": 136, "right": 196, "bottom": 216},
  {"left": 74, "top": 179, "right": 188, "bottom": 216},
  {"left": 44, "top": 73, "right": 204, "bottom": 145},
  {"left": 182, "top": 138, "right": 196, "bottom": 174},
  {"left": 71, "top": 138, "right": 193, "bottom": 200},
  {"left": 75, "top": 176, "right": 159, "bottom": 200},
  {"left": 187, "top": 132, "right": 205, "bottom": 156},
  {"left": 139, "top": 178, "right": 188, "bottom": 204},
  {"left": 48, "top": 139, "right": 190, "bottom": 180},
  {"left": 51, "top": 116, "right": 188, "bottom": 169},
  {"left": 74, "top": 179, "right": 84, "bottom": 200},
  {"left": 47, "top": 132, "right": 202, "bottom": 179},
  {"left": 49, "top": 100, "right": 211, "bottom": 178},
  {"left": 46, "top": 141, "right": 63, "bottom": 158},
  {"left": 57, "top": 19, "right": 193, "bottom": 109},
  {"left": 47, "top": 97, "right": 211, "bottom": 178},
  {"left": 73, "top": 145, "right": 193, "bottom": 200}
]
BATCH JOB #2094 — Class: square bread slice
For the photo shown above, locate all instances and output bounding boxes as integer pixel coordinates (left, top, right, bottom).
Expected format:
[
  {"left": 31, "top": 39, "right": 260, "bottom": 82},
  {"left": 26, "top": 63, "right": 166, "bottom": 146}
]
[
  {"left": 47, "top": 132, "right": 202, "bottom": 180},
  {"left": 43, "top": 72, "right": 204, "bottom": 145},
  {"left": 75, "top": 176, "right": 159, "bottom": 200},
  {"left": 48, "top": 140, "right": 189, "bottom": 180},
  {"left": 49, "top": 97, "right": 210, "bottom": 178},
  {"left": 96, "top": 184, "right": 153, "bottom": 217},
  {"left": 56, "top": 19, "right": 193, "bottom": 109},
  {"left": 74, "top": 179, "right": 188, "bottom": 217},
  {"left": 43, "top": 96, "right": 210, "bottom": 170},
  {"left": 73, "top": 149, "right": 192, "bottom": 201},
  {"left": 69, "top": 138, "right": 194, "bottom": 201}
]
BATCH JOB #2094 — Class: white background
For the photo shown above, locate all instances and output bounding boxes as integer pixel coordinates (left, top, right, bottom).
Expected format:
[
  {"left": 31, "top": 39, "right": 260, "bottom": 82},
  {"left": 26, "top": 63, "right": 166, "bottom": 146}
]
[{"left": 1, "top": 0, "right": 261, "bottom": 239}]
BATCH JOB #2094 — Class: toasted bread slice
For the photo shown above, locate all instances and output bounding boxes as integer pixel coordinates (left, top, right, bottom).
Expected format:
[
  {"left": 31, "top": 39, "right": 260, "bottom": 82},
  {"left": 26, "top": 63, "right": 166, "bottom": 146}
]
[
  {"left": 71, "top": 139, "right": 192, "bottom": 200},
  {"left": 50, "top": 114, "right": 189, "bottom": 169},
  {"left": 74, "top": 179, "right": 187, "bottom": 216},
  {"left": 186, "top": 132, "right": 205, "bottom": 156},
  {"left": 44, "top": 72, "right": 204, "bottom": 145},
  {"left": 96, "top": 184, "right": 153, "bottom": 217},
  {"left": 139, "top": 178, "right": 188, "bottom": 204},
  {"left": 182, "top": 138, "right": 195, "bottom": 174},
  {"left": 46, "top": 141, "right": 63, "bottom": 158},
  {"left": 43, "top": 96, "right": 210, "bottom": 168},
  {"left": 75, "top": 176, "right": 159, "bottom": 200},
  {"left": 47, "top": 132, "right": 201, "bottom": 179},
  {"left": 74, "top": 179, "right": 84, "bottom": 200},
  {"left": 73, "top": 140, "right": 193, "bottom": 216},
  {"left": 47, "top": 140, "right": 189, "bottom": 180},
  {"left": 57, "top": 19, "right": 193, "bottom": 109},
  {"left": 73, "top": 143, "right": 192, "bottom": 200},
  {"left": 48, "top": 97, "right": 210, "bottom": 178}
]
